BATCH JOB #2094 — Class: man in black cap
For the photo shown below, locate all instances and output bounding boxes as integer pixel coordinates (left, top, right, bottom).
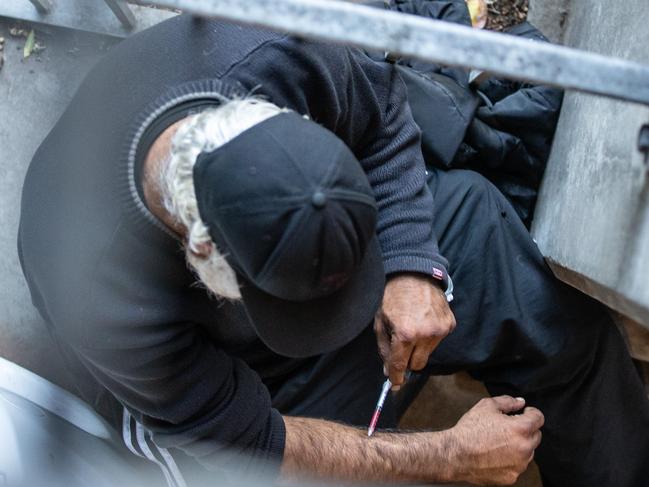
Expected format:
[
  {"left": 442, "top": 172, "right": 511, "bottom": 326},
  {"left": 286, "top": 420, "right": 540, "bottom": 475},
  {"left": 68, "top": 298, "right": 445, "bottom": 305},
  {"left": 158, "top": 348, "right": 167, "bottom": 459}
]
[{"left": 18, "top": 12, "right": 649, "bottom": 487}]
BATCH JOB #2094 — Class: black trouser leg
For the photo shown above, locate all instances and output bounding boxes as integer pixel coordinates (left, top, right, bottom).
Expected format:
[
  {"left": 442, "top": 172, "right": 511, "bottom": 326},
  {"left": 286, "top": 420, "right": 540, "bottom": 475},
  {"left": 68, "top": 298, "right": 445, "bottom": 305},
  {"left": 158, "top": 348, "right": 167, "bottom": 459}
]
[
  {"left": 271, "top": 325, "right": 398, "bottom": 429},
  {"left": 274, "top": 166, "right": 649, "bottom": 486},
  {"left": 422, "top": 167, "right": 649, "bottom": 486},
  {"left": 519, "top": 311, "right": 649, "bottom": 486}
]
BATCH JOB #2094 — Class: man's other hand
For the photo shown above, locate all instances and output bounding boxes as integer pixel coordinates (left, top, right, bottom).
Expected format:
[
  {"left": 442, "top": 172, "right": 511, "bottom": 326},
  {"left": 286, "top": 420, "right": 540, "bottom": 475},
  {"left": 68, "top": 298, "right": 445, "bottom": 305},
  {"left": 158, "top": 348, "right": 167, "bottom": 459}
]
[
  {"left": 374, "top": 273, "right": 456, "bottom": 388},
  {"left": 281, "top": 396, "right": 542, "bottom": 485},
  {"left": 449, "top": 396, "right": 544, "bottom": 485}
]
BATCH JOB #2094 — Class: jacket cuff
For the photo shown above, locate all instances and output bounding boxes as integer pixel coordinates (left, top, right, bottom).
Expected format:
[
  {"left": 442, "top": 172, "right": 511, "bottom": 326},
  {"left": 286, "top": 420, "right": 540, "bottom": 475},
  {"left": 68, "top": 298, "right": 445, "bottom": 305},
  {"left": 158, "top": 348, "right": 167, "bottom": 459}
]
[
  {"left": 267, "top": 409, "right": 286, "bottom": 466},
  {"left": 383, "top": 254, "right": 451, "bottom": 293},
  {"left": 216, "top": 409, "right": 286, "bottom": 482},
  {"left": 262, "top": 409, "right": 286, "bottom": 479}
]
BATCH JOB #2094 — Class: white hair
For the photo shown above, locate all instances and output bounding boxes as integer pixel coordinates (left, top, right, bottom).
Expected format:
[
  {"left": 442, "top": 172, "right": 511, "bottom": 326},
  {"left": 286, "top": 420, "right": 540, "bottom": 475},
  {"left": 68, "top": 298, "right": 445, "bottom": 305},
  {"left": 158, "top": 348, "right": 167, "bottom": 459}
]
[{"left": 161, "top": 98, "right": 290, "bottom": 299}]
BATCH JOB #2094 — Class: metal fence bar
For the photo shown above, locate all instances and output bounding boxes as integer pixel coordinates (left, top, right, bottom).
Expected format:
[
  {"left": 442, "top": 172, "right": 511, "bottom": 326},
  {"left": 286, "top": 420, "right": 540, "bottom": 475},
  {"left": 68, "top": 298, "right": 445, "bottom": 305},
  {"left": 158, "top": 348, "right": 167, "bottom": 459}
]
[
  {"left": 27, "top": 0, "right": 52, "bottom": 14},
  {"left": 104, "top": 0, "right": 137, "bottom": 30},
  {"left": 143, "top": 0, "right": 649, "bottom": 107}
]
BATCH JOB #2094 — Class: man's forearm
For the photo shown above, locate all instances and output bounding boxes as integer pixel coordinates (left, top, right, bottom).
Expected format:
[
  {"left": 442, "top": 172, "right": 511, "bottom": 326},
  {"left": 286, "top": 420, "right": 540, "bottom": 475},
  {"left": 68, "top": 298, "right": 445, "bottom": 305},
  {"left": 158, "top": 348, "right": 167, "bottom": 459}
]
[{"left": 281, "top": 416, "right": 455, "bottom": 484}]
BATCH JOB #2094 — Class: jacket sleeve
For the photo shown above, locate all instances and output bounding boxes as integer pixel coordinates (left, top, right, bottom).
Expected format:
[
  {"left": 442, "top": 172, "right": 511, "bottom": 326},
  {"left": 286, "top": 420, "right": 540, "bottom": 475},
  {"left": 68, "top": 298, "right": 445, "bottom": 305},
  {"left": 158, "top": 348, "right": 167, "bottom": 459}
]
[
  {"left": 53, "top": 227, "right": 287, "bottom": 475},
  {"left": 74, "top": 315, "right": 286, "bottom": 474},
  {"left": 228, "top": 38, "right": 450, "bottom": 285},
  {"left": 349, "top": 60, "right": 450, "bottom": 283}
]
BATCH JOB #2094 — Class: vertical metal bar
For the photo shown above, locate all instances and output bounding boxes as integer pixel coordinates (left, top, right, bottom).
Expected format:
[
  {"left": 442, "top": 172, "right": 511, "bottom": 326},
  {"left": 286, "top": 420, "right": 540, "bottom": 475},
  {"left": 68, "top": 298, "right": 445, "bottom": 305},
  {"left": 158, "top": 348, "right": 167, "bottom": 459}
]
[
  {"left": 27, "top": 0, "right": 52, "bottom": 14},
  {"left": 0, "top": 2, "right": 176, "bottom": 38},
  {"left": 104, "top": 0, "right": 137, "bottom": 30}
]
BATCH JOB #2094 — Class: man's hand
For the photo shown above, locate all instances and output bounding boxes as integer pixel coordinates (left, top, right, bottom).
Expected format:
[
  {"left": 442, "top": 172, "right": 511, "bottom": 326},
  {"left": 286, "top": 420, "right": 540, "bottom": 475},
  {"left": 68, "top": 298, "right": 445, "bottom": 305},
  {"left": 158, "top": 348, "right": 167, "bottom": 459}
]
[
  {"left": 449, "top": 396, "right": 544, "bottom": 485},
  {"left": 374, "top": 273, "right": 456, "bottom": 388}
]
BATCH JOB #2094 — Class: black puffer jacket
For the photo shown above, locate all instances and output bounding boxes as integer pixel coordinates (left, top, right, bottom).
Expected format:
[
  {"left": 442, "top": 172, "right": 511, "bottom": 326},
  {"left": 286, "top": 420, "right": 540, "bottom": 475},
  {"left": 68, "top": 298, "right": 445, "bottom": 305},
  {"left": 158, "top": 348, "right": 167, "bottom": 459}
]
[{"left": 377, "top": 0, "right": 564, "bottom": 226}]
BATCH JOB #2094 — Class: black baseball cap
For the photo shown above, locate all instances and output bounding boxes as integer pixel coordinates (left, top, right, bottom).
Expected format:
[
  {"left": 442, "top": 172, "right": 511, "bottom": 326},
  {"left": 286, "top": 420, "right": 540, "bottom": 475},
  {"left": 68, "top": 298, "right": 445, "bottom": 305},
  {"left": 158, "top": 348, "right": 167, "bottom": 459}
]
[{"left": 193, "top": 112, "right": 385, "bottom": 358}]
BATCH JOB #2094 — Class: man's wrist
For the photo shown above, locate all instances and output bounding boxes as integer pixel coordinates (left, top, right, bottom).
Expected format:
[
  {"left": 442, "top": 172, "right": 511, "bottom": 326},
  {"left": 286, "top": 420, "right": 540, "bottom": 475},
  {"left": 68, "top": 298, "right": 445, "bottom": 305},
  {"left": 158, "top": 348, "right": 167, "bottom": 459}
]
[
  {"left": 386, "top": 271, "right": 453, "bottom": 302},
  {"left": 382, "top": 255, "right": 449, "bottom": 285},
  {"left": 427, "top": 428, "right": 461, "bottom": 483}
]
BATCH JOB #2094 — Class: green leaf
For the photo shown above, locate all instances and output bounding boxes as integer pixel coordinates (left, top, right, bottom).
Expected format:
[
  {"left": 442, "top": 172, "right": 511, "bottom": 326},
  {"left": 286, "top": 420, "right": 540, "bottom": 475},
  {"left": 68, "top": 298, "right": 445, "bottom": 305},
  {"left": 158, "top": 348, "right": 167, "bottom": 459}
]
[{"left": 23, "top": 30, "right": 35, "bottom": 59}]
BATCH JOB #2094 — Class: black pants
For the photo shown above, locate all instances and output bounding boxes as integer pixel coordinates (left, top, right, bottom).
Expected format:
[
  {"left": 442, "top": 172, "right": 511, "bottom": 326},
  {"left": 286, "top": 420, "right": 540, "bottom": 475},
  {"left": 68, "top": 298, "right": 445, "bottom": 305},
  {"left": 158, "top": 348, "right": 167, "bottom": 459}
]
[{"left": 273, "top": 167, "right": 649, "bottom": 486}]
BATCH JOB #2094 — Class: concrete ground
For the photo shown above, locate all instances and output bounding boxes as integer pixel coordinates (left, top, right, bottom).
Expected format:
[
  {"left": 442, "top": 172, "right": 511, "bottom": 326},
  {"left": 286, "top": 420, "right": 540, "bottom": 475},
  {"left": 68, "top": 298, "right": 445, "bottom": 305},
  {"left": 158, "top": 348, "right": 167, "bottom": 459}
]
[{"left": 0, "top": 19, "right": 119, "bottom": 390}]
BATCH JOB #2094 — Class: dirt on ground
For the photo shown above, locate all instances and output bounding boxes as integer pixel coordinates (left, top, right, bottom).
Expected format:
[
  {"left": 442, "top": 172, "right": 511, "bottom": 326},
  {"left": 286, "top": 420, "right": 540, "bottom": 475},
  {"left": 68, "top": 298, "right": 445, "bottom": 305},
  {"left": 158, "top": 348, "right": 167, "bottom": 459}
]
[{"left": 486, "top": 0, "right": 529, "bottom": 31}]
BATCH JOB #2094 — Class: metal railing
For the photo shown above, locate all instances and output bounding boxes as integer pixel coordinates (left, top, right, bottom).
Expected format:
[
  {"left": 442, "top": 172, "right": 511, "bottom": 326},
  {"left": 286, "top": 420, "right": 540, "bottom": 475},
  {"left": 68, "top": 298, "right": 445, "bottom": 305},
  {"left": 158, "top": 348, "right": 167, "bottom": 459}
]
[
  {"left": 143, "top": 0, "right": 649, "bottom": 107},
  {"left": 5, "top": 0, "right": 649, "bottom": 108},
  {"left": 26, "top": 0, "right": 52, "bottom": 15},
  {"left": 104, "top": 0, "right": 137, "bottom": 29}
]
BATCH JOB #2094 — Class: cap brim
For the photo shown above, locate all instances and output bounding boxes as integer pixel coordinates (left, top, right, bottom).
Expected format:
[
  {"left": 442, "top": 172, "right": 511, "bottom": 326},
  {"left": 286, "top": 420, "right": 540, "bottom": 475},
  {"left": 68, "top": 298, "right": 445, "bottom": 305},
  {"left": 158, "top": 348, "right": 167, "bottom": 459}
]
[{"left": 238, "top": 236, "right": 385, "bottom": 358}]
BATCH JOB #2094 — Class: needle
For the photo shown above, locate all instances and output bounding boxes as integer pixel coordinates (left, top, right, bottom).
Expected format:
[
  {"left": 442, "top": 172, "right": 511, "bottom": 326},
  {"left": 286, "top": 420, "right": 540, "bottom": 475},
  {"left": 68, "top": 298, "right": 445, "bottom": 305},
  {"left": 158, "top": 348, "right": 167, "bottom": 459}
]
[{"left": 367, "top": 378, "right": 392, "bottom": 437}]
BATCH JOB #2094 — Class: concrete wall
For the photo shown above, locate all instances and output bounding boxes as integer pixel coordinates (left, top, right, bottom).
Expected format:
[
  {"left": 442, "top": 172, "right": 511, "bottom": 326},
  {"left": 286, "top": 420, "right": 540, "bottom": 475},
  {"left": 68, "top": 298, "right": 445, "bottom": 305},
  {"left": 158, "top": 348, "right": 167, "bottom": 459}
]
[
  {"left": 530, "top": 0, "right": 649, "bottom": 328},
  {"left": 528, "top": 0, "right": 569, "bottom": 44}
]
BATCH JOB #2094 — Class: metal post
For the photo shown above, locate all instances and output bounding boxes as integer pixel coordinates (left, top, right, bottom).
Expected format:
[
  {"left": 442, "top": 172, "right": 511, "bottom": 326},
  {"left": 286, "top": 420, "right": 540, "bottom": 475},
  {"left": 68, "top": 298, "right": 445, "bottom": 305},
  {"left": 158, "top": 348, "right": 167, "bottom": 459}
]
[
  {"left": 143, "top": 0, "right": 649, "bottom": 107},
  {"left": 27, "top": 0, "right": 52, "bottom": 14},
  {"left": 104, "top": 0, "right": 137, "bottom": 30}
]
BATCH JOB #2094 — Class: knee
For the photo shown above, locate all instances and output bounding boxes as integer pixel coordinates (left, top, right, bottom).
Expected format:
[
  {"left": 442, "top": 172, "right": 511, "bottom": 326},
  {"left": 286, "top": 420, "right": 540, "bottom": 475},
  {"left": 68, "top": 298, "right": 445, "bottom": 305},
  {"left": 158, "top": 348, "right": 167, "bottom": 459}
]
[
  {"left": 431, "top": 168, "right": 526, "bottom": 259},
  {"left": 450, "top": 170, "right": 497, "bottom": 204},
  {"left": 449, "top": 169, "right": 510, "bottom": 223}
]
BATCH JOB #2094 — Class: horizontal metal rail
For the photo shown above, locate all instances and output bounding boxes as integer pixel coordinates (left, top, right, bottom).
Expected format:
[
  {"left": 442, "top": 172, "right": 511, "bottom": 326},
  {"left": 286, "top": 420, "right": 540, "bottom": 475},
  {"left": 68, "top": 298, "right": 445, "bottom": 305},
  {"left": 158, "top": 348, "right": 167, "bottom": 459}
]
[{"left": 143, "top": 0, "right": 649, "bottom": 107}]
